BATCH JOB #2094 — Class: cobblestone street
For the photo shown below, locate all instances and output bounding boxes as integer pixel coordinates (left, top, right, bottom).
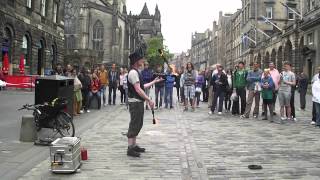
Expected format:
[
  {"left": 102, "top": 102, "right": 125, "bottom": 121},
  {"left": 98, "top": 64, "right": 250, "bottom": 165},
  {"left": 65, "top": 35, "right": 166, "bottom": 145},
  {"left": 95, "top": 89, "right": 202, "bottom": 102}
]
[{"left": 18, "top": 94, "right": 320, "bottom": 180}]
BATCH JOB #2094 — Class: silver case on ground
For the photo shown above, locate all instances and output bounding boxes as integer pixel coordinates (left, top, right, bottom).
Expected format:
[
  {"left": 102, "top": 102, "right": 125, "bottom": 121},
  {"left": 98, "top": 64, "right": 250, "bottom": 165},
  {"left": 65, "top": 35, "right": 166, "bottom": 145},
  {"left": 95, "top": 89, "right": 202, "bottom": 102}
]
[{"left": 50, "top": 137, "right": 81, "bottom": 173}]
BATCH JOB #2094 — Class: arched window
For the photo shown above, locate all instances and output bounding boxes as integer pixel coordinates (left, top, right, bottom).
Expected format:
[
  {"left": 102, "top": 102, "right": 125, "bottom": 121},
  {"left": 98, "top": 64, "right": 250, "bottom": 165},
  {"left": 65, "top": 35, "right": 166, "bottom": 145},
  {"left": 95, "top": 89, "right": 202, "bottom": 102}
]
[
  {"left": 66, "top": 35, "right": 76, "bottom": 49},
  {"left": 93, "top": 20, "right": 104, "bottom": 51},
  {"left": 3, "top": 27, "right": 13, "bottom": 63},
  {"left": 22, "top": 35, "right": 31, "bottom": 66},
  {"left": 51, "top": 44, "right": 57, "bottom": 68}
]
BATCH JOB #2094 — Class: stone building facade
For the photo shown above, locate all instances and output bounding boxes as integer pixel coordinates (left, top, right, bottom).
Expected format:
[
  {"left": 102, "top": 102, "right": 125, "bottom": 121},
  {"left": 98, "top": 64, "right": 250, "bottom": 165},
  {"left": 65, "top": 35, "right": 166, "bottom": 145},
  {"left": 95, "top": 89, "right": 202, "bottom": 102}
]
[
  {"left": 170, "top": 50, "right": 191, "bottom": 70},
  {"left": 190, "top": 30, "right": 212, "bottom": 70},
  {"left": 0, "top": 0, "right": 65, "bottom": 75},
  {"left": 300, "top": 0, "right": 320, "bottom": 79},
  {"left": 64, "top": 0, "right": 162, "bottom": 68}
]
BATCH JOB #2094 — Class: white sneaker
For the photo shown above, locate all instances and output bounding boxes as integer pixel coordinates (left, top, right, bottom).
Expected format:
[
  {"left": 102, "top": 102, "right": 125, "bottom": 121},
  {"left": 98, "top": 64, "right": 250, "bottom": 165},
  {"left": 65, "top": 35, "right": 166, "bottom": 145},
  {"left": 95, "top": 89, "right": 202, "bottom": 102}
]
[
  {"left": 208, "top": 111, "right": 213, "bottom": 115},
  {"left": 218, "top": 112, "right": 222, "bottom": 115},
  {"left": 281, "top": 117, "right": 287, "bottom": 121},
  {"left": 86, "top": 110, "right": 90, "bottom": 113},
  {"left": 293, "top": 118, "right": 297, "bottom": 122},
  {"left": 311, "top": 121, "right": 316, "bottom": 125},
  {"left": 79, "top": 110, "right": 84, "bottom": 114}
]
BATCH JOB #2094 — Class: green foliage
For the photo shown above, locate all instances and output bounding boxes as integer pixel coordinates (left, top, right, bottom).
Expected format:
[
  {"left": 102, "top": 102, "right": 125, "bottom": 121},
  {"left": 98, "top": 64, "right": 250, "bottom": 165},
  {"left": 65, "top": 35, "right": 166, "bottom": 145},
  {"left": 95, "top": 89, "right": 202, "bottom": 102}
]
[{"left": 145, "top": 37, "right": 173, "bottom": 70}]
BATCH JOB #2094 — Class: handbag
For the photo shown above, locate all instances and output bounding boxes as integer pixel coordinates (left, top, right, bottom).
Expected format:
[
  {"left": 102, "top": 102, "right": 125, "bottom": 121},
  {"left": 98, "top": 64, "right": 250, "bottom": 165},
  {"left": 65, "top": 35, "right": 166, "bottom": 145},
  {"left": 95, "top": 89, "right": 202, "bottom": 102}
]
[
  {"left": 254, "top": 82, "right": 262, "bottom": 92},
  {"left": 231, "top": 92, "right": 238, "bottom": 102},
  {"left": 195, "top": 87, "right": 202, "bottom": 93}
]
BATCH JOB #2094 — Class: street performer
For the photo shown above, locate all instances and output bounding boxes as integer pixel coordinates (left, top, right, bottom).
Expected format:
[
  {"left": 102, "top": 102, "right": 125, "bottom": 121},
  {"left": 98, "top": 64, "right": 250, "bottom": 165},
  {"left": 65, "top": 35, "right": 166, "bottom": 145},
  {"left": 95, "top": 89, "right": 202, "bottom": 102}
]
[{"left": 127, "top": 48, "right": 163, "bottom": 157}]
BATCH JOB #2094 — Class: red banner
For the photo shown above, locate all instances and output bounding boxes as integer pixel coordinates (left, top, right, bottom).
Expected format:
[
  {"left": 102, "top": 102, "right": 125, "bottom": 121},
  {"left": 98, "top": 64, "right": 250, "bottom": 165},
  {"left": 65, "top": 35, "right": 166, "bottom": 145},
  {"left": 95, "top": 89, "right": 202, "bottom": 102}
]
[{"left": 4, "top": 75, "right": 38, "bottom": 88}]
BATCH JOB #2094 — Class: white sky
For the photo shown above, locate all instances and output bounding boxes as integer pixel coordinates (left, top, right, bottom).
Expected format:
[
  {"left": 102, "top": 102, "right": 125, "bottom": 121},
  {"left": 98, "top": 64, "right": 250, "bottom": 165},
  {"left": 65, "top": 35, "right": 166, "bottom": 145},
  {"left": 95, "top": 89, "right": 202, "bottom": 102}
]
[{"left": 126, "top": 0, "right": 242, "bottom": 54}]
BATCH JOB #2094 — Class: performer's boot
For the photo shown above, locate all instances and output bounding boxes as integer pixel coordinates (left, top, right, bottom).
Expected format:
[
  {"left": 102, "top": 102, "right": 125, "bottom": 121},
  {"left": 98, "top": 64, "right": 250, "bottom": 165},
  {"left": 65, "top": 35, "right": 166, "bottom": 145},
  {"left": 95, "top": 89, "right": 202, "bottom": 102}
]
[{"left": 127, "top": 146, "right": 140, "bottom": 157}]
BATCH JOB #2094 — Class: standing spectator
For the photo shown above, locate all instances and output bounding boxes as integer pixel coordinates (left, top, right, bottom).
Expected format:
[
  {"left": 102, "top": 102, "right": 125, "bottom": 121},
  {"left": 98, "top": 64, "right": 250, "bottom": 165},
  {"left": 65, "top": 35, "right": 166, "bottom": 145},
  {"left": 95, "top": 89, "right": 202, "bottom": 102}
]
[
  {"left": 154, "top": 65, "right": 165, "bottom": 109},
  {"left": 224, "top": 69, "right": 233, "bottom": 113},
  {"left": 312, "top": 67, "right": 320, "bottom": 126},
  {"left": 209, "top": 65, "right": 228, "bottom": 115},
  {"left": 72, "top": 69, "right": 83, "bottom": 116},
  {"left": 89, "top": 73, "right": 101, "bottom": 110},
  {"left": 241, "top": 62, "right": 262, "bottom": 119},
  {"left": 202, "top": 69, "right": 210, "bottom": 103},
  {"left": 78, "top": 67, "right": 91, "bottom": 113},
  {"left": 289, "top": 74, "right": 298, "bottom": 121},
  {"left": 195, "top": 71, "right": 205, "bottom": 107},
  {"left": 311, "top": 68, "right": 320, "bottom": 125},
  {"left": 98, "top": 65, "right": 109, "bottom": 106},
  {"left": 262, "top": 62, "right": 281, "bottom": 115},
  {"left": 141, "top": 62, "right": 153, "bottom": 109},
  {"left": 123, "top": 68, "right": 129, "bottom": 107},
  {"left": 233, "top": 62, "right": 248, "bottom": 115},
  {"left": 108, "top": 64, "right": 119, "bottom": 105},
  {"left": 65, "top": 64, "right": 73, "bottom": 77},
  {"left": 183, "top": 62, "right": 197, "bottom": 112},
  {"left": 175, "top": 69, "right": 181, "bottom": 102},
  {"left": 164, "top": 68, "right": 175, "bottom": 109},
  {"left": 297, "top": 71, "right": 309, "bottom": 110},
  {"left": 53, "top": 63, "right": 64, "bottom": 75},
  {"left": 119, "top": 68, "right": 126, "bottom": 105},
  {"left": 261, "top": 69, "right": 275, "bottom": 122},
  {"left": 180, "top": 68, "right": 185, "bottom": 104},
  {"left": 278, "top": 62, "right": 296, "bottom": 122},
  {"left": 207, "top": 66, "right": 215, "bottom": 109}
]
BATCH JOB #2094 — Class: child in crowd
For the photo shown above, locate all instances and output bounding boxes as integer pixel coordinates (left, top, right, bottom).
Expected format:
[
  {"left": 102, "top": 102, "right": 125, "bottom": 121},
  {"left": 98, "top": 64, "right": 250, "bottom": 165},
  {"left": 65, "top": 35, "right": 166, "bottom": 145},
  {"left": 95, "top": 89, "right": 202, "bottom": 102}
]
[
  {"left": 261, "top": 69, "right": 275, "bottom": 122},
  {"left": 164, "top": 67, "right": 175, "bottom": 109}
]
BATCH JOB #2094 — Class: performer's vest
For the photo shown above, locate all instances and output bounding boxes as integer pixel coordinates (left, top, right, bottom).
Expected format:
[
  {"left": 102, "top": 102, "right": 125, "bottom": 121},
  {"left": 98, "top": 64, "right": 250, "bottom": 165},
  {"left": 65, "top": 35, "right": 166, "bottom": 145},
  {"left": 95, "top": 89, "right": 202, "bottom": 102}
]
[{"left": 128, "top": 68, "right": 145, "bottom": 102}]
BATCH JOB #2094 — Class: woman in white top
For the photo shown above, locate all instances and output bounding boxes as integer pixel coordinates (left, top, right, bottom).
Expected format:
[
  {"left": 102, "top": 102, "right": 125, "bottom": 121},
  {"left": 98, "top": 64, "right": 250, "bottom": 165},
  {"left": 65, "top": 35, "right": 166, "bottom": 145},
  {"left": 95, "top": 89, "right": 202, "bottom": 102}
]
[
  {"left": 119, "top": 68, "right": 126, "bottom": 105},
  {"left": 312, "top": 72, "right": 320, "bottom": 127}
]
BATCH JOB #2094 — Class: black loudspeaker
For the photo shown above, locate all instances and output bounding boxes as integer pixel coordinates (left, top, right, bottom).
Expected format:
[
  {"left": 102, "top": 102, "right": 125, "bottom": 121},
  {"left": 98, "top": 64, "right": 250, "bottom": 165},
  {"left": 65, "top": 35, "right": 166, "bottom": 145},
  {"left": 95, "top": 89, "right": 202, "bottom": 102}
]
[{"left": 35, "top": 75, "right": 74, "bottom": 119}]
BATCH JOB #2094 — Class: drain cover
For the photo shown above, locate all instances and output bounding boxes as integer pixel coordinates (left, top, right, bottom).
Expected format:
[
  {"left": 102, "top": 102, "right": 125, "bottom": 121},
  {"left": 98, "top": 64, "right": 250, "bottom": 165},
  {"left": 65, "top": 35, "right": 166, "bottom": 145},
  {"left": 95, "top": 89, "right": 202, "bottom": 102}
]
[{"left": 248, "top": 164, "right": 263, "bottom": 170}]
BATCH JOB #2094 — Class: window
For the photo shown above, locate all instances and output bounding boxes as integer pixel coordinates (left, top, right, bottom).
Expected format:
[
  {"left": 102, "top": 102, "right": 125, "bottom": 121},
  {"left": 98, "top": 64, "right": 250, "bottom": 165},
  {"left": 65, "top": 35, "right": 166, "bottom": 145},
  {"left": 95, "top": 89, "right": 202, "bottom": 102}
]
[
  {"left": 7, "top": 0, "right": 14, "bottom": 7},
  {"left": 288, "top": 10, "right": 295, "bottom": 20},
  {"left": 22, "top": 35, "right": 31, "bottom": 66},
  {"left": 266, "top": 7, "right": 273, "bottom": 19},
  {"left": 307, "top": 33, "right": 314, "bottom": 45},
  {"left": 53, "top": 2, "right": 58, "bottom": 23},
  {"left": 66, "top": 35, "right": 76, "bottom": 49},
  {"left": 41, "top": 0, "right": 46, "bottom": 16},
  {"left": 26, "top": 0, "right": 32, "bottom": 8},
  {"left": 93, "top": 20, "right": 104, "bottom": 51}
]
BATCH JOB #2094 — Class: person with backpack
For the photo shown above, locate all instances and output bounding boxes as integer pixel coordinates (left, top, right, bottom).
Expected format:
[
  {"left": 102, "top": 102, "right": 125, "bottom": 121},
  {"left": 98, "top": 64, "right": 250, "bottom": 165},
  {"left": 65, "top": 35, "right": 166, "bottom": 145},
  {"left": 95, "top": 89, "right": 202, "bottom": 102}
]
[{"left": 233, "top": 61, "right": 248, "bottom": 115}]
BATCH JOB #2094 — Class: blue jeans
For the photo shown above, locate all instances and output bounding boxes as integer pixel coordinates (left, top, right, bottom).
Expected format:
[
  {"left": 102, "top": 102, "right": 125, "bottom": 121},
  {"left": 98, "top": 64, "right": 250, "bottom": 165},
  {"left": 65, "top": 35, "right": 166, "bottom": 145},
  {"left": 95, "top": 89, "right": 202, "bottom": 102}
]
[
  {"left": 89, "top": 91, "right": 101, "bottom": 109},
  {"left": 315, "top": 102, "right": 320, "bottom": 126},
  {"left": 165, "top": 87, "right": 173, "bottom": 108},
  {"left": 100, "top": 85, "right": 107, "bottom": 105},
  {"left": 155, "top": 86, "right": 164, "bottom": 107}
]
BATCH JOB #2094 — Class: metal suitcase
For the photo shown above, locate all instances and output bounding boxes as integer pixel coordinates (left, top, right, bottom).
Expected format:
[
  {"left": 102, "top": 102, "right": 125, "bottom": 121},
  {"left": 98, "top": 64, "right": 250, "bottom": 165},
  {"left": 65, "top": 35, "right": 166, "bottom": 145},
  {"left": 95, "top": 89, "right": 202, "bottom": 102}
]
[{"left": 50, "top": 137, "right": 81, "bottom": 173}]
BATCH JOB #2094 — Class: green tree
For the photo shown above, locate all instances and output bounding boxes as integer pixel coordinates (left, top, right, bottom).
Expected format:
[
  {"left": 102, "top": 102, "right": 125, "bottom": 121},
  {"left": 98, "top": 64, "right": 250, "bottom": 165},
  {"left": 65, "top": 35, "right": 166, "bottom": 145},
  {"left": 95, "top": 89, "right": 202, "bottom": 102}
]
[{"left": 145, "top": 37, "right": 172, "bottom": 70}]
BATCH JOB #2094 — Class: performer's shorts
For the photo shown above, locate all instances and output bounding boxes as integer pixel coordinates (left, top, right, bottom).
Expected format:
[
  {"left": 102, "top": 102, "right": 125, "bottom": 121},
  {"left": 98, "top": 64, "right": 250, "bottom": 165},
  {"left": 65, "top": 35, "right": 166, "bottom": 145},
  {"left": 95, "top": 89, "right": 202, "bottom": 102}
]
[{"left": 127, "top": 101, "right": 144, "bottom": 138}]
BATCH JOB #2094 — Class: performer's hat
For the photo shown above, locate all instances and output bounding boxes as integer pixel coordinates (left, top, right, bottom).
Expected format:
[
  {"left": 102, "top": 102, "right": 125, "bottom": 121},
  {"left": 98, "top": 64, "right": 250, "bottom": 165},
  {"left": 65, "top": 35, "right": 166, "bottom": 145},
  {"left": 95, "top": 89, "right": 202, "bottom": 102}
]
[{"left": 129, "top": 47, "right": 144, "bottom": 66}]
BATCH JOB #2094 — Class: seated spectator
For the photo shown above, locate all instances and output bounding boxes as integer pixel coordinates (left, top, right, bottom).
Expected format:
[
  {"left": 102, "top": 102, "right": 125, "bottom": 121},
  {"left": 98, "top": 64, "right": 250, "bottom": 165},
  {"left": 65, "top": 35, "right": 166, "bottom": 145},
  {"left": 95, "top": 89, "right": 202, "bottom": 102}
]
[{"left": 89, "top": 73, "right": 101, "bottom": 110}]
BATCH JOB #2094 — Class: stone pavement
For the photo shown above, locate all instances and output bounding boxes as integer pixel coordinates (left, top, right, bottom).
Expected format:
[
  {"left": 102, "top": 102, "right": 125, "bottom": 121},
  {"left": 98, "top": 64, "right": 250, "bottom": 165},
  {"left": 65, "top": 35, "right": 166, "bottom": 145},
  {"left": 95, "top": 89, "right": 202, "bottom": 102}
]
[{"left": 18, "top": 93, "right": 320, "bottom": 180}]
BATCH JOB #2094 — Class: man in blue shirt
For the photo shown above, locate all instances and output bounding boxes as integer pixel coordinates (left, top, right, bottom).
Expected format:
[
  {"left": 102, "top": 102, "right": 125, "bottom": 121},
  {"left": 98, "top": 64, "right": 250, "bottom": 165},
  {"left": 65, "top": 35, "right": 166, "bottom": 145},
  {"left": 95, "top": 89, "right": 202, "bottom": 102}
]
[{"left": 141, "top": 62, "right": 153, "bottom": 110}]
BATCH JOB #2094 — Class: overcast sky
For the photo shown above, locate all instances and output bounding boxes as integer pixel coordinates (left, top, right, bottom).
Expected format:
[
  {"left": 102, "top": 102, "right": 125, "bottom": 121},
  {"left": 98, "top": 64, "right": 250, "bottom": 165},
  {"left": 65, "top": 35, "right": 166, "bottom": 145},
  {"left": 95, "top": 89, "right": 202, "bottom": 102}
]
[{"left": 126, "top": 0, "right": 242, "bottom": 54}]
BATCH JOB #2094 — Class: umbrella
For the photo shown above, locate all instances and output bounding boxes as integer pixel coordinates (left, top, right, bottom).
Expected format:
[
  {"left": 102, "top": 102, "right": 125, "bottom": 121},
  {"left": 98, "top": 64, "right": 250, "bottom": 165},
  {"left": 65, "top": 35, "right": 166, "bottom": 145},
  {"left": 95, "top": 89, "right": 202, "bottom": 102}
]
[
  {"left": 19, "top": 54, "right": 25, "bottom": 75},
  {"left": 2, "top": 53, "right": 9, "bottom": 75}
]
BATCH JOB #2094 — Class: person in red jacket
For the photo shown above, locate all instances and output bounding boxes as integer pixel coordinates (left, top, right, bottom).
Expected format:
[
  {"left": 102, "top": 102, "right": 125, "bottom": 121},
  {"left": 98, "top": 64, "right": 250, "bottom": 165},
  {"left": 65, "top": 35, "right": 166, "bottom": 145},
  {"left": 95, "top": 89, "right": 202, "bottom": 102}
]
[{"left": 88, "top": 73, "right": 101, "bottom": 109}]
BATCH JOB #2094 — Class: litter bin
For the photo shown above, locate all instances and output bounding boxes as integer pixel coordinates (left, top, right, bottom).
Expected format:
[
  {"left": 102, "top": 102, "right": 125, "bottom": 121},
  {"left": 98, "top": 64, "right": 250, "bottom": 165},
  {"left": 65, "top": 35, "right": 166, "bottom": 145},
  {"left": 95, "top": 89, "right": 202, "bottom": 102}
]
[{"left": 35, "top": 75, "right": 74, "bottom": 119}]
